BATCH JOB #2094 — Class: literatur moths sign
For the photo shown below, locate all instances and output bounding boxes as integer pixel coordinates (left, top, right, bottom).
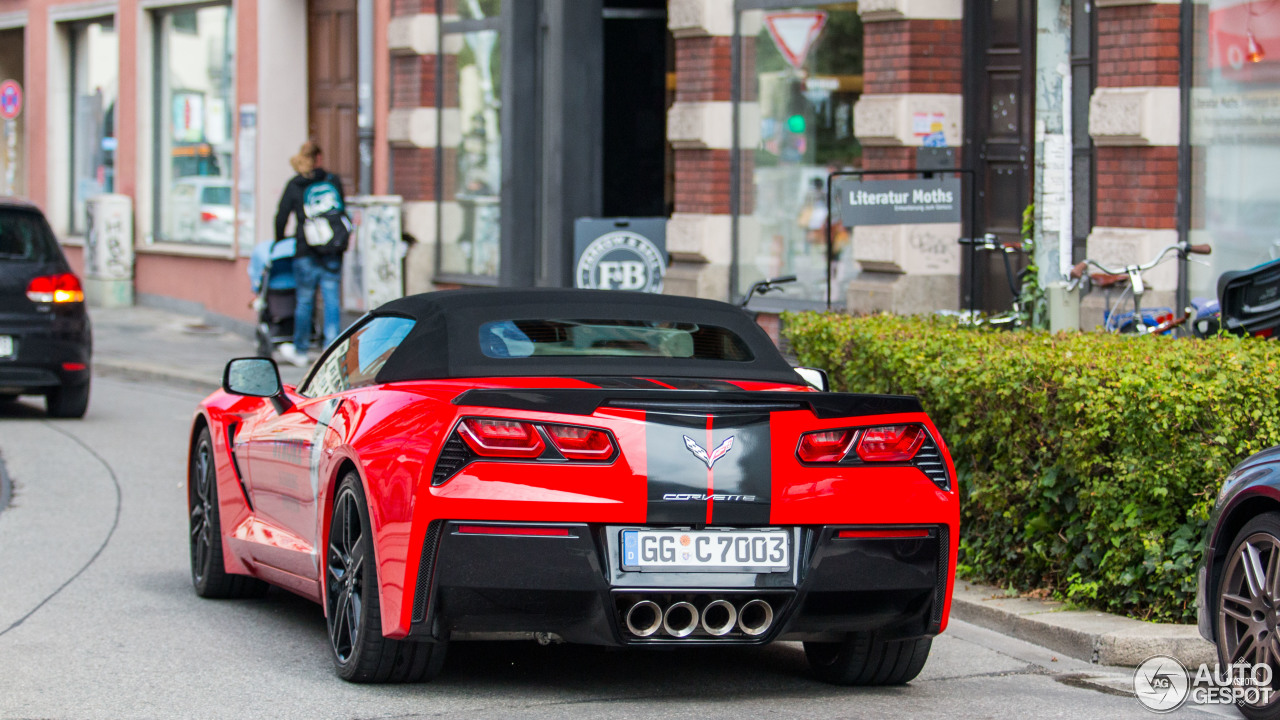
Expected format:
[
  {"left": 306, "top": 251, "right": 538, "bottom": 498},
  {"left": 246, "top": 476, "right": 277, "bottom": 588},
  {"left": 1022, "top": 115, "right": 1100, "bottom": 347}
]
[{"left": 834, "top": 177, "right": 962, "bottom": 226}]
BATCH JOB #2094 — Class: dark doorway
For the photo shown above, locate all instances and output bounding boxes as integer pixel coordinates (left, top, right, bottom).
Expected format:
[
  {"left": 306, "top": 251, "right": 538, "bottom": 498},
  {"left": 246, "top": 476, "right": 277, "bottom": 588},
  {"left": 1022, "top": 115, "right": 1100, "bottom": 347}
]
[
  {"left": 308, "top": 0, "right": 359, "bottom": 193},
  {"left": 964, "top": 0, "right": 1035, "bottom": 313},
  {"left": 601, "top": 1, "right": 670, "bottom": 218}
]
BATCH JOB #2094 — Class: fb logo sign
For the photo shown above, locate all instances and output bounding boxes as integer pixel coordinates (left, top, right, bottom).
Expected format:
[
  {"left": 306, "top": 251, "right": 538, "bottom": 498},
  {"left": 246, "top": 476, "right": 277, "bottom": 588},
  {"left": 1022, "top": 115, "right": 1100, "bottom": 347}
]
[
  {"left": 576, "top": 231, "right": 665, "bottom": 293},
  {"left": 595, "top": 260, "right": 649, "bottom": 290}
]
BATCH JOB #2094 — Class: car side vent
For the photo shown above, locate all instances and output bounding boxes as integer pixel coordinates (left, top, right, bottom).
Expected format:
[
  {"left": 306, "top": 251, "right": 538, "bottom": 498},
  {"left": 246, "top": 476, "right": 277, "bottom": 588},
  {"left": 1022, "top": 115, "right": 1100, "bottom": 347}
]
[
  {"left": 931, "top": 524, "right": 949, "bottom": 628},
  {"left": 431, "top": 431, "right": 475, "bottom": 486},
  {"left": 411, "top": 520, "right": 445, "bottom": 623},
  {"left": 914, "top": 435, "right": 950, "bottom": 490}
]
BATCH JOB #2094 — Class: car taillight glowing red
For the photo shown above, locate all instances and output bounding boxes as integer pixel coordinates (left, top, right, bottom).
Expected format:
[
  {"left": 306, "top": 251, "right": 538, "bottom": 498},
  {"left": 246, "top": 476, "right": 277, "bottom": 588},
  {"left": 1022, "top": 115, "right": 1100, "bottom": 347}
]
[
  {"left": 797, "top": 429, "right": 855, "bottom": 463},
  {"left": 26, "top": 273, "right": 84, "bottom": 303},
  {"left": 459, "top": 418, "right": 545, "bottom": 458},
  {"left": 544, "top": 423, "right": 615, "bottom": 460},
  {"left": 201, "top": 211, "right": 220, "bottom": 223},
  {"left": 856, "top": 425, "right": 925, "bottom": 462}
]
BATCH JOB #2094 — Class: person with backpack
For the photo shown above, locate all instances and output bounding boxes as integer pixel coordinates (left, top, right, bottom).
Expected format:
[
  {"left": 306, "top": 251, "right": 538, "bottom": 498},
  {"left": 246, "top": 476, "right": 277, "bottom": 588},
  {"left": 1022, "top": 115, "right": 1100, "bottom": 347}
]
[{"left": 273, "top": 141, "right": 352, "bottom": 367}]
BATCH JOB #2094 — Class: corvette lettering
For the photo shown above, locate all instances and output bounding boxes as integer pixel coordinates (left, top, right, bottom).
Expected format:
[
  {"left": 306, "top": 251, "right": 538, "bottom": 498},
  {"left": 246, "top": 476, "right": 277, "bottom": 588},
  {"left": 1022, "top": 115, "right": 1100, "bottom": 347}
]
[{"left": 662, "top": 493, "right": 758, "bottom": 502}]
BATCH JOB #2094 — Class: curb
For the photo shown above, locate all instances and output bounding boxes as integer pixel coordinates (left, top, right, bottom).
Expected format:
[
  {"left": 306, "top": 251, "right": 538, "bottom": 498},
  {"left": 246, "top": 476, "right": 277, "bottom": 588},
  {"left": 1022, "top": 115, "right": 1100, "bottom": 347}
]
[
  {"left": 94, "top": 359, "right": 220, "bottom": 395},
  {"left": 951, "top": 581, "right": 1216, "bottom": 668}
]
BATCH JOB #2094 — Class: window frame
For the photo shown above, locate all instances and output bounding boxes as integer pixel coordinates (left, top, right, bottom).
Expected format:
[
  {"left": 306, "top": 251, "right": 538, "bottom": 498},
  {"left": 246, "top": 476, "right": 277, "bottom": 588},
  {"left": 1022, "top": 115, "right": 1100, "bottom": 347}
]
[
  {"left": 149, "top": 0, "right": 236, "bottom": 247},
  {"left": 66, "top": 15, "right": 118, "bottom": 237}
]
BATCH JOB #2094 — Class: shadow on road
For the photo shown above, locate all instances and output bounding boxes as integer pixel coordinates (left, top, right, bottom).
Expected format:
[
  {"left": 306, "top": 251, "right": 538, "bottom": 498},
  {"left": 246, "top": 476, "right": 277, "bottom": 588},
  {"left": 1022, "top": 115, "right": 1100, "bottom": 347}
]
[{"left": 199, "top": 584, "right": 839, "bottom": 698}]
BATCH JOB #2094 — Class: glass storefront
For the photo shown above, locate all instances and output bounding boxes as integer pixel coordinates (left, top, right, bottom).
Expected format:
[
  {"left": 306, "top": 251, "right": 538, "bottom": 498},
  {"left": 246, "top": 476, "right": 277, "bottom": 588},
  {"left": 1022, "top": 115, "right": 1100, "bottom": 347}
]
[
  {"left": 439, "top": 3, "right": 502, "bottom": 279},
  {"left": 69, "top": 19, "right": 118, "bottom": 236},
  {"left": 1189, "top": 0, "right": 1280, "bottom": 298},
  {"left": 736, "top": 3, "right": 863, "bottom": 302},
  {"left": 152, "top": 5, "right": 235, "bottom": 245}
]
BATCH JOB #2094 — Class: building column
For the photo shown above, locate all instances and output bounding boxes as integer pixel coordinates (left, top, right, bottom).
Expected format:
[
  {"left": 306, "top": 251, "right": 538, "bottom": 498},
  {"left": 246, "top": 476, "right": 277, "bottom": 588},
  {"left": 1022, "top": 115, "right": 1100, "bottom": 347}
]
[
  {"left": 387, "top": 0, "right": 442, "bottom": 293},
  {"left": 845, "top": 2, "right": 964, "bottom": 315},
  {"left": 1086, "top": 0, "right": 1181, "bottom": 308},
  {"left": 666, "top": 0, "right": 734, "bottom": 301}
]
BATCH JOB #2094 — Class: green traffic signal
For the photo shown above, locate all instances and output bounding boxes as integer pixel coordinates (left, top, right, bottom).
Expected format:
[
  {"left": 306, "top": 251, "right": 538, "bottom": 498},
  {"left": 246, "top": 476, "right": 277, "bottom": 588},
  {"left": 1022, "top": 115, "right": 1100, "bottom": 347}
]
[{"left": 787, "top": 114, "right": 806, "bottom": 133}]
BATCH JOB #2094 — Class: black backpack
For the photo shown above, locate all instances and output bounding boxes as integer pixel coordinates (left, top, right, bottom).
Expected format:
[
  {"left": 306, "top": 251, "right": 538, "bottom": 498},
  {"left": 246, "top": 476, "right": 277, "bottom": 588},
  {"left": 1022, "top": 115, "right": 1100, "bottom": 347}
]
[{"left": 300, "top": 174, "right": 352, "bottom": 255}]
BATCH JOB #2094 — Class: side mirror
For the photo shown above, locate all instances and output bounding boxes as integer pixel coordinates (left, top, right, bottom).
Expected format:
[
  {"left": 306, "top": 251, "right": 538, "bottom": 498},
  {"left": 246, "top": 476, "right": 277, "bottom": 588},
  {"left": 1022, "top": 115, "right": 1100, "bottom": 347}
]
[
  {"left": 794, "top": 367, "right": 830, "bottom": 392},
  {"left": 224, "top": 357, "right": 283, "bottom": 398}
]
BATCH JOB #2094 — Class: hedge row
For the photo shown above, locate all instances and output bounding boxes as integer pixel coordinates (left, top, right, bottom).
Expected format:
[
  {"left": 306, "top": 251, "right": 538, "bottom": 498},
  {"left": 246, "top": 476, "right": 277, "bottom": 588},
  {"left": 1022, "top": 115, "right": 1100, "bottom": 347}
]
[{"left": 782, "top": 312, "right": 1280, "bottom": 623}]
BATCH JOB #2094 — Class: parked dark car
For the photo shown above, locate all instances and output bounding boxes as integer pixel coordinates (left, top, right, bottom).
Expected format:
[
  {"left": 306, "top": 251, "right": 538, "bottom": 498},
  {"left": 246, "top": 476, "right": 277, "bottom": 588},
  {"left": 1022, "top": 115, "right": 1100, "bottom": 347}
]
[
  {"left": 0, "top": 199, "right": 92, "bottom": 418},
  {"left": 1198, "top": 448, "right": 1280, "bottom": 720}
]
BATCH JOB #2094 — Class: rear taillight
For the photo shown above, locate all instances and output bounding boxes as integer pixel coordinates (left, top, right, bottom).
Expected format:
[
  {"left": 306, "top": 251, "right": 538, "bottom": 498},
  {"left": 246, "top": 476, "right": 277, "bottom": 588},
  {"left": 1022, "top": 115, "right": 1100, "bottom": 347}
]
[
  {"left": 797, "top": 429, "right": 856, "bottom": 463},
  {"left": 26, "top": 273, "right": 84, "bottom": 303},
  {"left": 458, "top": 418, "right": 545, "bottom": 458},
  {"left": 201, "top": 211, "right": 219, "bottom": 223},
  {"left": 544, "top": 423, "right": 615, "bottom": 460},
  {"left": 856, "top": 425, "right": 926, "bottom": 462}
]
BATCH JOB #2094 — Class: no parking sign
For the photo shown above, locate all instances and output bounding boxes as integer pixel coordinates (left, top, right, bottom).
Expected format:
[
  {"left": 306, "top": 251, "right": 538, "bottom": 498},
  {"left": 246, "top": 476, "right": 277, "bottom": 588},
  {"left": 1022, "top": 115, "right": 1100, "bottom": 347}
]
[{"left": 0, "top": 80, "right": 22, "bottom": 120}]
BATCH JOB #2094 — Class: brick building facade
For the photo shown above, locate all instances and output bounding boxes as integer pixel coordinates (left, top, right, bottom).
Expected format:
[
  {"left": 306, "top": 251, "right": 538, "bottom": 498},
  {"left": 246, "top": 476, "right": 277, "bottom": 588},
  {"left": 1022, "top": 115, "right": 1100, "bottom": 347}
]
[{"left": 0, "top": 0, "right": 1265, "bottom": 328}]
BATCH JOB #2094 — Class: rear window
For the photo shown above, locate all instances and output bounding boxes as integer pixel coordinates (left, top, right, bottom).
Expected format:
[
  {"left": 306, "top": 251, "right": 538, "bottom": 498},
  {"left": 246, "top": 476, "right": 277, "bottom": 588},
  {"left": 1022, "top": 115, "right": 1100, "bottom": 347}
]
[
  {"left": 201, "top": 186, "right": 232, "bottom": 205},
  {"left": 0, "top": 211, "right": 58, "bottom": 262},
  {"left": 478, "top": 319, "right": 755, "bottom": 361}
]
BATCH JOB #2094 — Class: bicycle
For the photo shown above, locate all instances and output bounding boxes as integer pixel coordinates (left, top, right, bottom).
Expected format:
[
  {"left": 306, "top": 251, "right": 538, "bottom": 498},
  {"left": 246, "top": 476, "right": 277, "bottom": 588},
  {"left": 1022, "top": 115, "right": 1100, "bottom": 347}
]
[
  {"left": 1068, "top": 241, "right": 1212, "bottom": 335},
  {"left": 741, "top": 275, "right": 797, "bottom": 307},
  {"left": 956, "top": 233, "right": 1034, "bottom": 329}
]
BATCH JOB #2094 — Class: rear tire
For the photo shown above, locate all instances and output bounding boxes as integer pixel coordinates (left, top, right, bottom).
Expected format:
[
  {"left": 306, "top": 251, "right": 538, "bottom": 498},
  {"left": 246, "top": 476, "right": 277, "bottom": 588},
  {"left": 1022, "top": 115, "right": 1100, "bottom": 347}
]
[
  {"left": 189, "top": 426, "right": 269, "bottom": 599},
  {"left": 45, "top": 379, "right": 90, "bottom": 419},
  {"left": 327, "top": 472, "right": 447, "bottom": 683},
  {"left": 804, "top": 633, "right": 932, "bottom": 686}
]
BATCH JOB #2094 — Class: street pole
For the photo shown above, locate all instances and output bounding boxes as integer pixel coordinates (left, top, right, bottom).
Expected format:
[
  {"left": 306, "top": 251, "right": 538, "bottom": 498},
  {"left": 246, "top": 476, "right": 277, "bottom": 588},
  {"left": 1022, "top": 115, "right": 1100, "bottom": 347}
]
[{"left": 4, "top": 118, "right": 13, "bottom": 195}]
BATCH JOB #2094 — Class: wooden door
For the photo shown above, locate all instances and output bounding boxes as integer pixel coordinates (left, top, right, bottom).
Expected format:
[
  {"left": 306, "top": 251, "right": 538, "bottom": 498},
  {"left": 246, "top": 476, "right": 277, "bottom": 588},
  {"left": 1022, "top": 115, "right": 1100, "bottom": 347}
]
[
  {"left": 965, "top": 0, "right": 1035, "bottom": 312},
  {"left": 308, "top": 0, "right": 359, "bottom": 193}
]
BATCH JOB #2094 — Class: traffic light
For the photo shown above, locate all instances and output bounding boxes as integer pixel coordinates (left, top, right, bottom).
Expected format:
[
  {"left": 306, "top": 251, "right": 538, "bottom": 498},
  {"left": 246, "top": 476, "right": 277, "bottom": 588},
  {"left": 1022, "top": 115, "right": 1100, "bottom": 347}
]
[{"left": 787, "top": 114, "right": 806, "bottom": 134}]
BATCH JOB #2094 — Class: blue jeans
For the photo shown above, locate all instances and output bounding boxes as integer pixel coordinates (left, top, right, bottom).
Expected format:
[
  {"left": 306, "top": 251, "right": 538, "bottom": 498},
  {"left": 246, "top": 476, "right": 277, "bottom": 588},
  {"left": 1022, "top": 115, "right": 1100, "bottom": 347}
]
[{"left": 293, "top": 254, "right": 342, "bottom": 352}]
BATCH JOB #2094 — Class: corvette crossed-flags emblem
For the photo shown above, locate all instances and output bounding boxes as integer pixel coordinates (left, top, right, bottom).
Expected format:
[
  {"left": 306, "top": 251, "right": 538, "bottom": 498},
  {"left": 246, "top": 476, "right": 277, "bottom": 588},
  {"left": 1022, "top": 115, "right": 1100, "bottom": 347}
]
[{"left": 683, "top": 435, "right": 735, "bottom": 469}]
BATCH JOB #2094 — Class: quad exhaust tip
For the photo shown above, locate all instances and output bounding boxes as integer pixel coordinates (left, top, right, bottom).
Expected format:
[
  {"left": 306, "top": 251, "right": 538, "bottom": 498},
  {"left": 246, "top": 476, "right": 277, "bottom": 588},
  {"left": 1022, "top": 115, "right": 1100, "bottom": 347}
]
[
  {"left": 700, "top": 599, "right": 738, "bottom": 636},
  {"left": 625, "top": 600, "right": 663, "bottom": 638},
  {"left": 624, "top": 598, "right": 774, "bottom": 638},
  {"left": 737, "top": 599, "right": 774, "bottom": 637},
  {"left": 662, "top": 601, "right": 700, "bottom": 638}
]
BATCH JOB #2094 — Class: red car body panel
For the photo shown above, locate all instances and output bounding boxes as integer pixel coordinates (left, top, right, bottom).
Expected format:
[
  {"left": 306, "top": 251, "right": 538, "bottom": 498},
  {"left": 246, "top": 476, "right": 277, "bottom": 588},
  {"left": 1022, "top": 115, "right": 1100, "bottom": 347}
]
[
  {"left": 190, "top": 289, "right": 959, "bottom": 651},
  {"left": 193, "top": 374, "right": 960, "bottom": 640}
]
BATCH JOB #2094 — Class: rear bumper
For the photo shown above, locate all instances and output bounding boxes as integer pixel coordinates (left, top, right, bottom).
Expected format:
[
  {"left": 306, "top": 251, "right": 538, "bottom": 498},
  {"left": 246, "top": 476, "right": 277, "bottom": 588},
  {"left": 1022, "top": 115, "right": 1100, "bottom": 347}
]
[
  {"left": 406, "top": 522, "right": 950, "bottom": 646},
  {"left": 0, "top": 312, "right": 92, "bottom": 394}
]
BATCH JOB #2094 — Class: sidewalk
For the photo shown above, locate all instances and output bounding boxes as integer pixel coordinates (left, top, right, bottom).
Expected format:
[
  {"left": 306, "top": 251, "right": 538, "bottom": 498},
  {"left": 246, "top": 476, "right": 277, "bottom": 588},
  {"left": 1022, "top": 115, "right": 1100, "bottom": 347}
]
[
  {"left": 88, "top": 304, "right": 1219, "bottom": 669},
  {"left": 90, "top": 305, "right": 309, "bottom": 393}
]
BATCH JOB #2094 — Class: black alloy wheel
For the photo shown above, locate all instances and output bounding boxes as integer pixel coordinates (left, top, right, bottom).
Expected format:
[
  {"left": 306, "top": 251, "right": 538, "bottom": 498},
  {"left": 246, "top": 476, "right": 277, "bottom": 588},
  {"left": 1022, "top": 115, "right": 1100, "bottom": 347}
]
[
  {"left": 188, "top": 426, "right": 267, "bottom": 598},
  {"left": 326, "top": 472, "right": 446, "bottom": 683},
  {"left": 327, "top": 484, "right": 366, "bottom": 665},
  {"left": 1218, "top": 513, "right": 1280, "bottom": 720}
]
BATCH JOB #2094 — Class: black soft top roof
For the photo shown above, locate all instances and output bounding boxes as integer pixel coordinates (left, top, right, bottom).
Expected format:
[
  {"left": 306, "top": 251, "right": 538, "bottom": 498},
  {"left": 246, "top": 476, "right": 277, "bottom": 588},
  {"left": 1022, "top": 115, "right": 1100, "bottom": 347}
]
[{"left": 371, "top": 288, "right": 805, "bottom": 386}]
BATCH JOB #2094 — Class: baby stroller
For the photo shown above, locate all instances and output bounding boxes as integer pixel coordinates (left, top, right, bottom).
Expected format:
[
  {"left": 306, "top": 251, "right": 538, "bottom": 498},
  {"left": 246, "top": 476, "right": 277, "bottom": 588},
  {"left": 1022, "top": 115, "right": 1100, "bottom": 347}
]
[{"left": 249, "top": 238, "right": 320, "bottom": 358}]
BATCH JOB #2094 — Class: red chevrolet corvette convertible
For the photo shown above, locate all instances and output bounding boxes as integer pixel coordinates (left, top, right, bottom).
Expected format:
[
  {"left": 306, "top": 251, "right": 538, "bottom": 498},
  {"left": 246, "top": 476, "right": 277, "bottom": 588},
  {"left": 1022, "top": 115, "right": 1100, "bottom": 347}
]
[{"left": 188, "top": 289, "right": 958, "bottom": 684}]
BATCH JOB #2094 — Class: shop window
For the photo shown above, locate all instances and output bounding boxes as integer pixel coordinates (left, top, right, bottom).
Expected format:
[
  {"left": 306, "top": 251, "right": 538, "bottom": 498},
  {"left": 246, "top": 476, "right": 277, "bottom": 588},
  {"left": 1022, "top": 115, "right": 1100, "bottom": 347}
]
[
  {"left": 736, "top": 3, "right": 864, "bottom": 303},
  {"left": 69, "top": 19, "right": 118, "bottom": 236},
  {"left": 152, "top": 4, "right": 235, "bottom": 245},
  {"left": 1188, "top": 0, "right": 1280, "bottom": 299},
  {"left": 439, "top": 10, "right": 502, "bottom": 278}
]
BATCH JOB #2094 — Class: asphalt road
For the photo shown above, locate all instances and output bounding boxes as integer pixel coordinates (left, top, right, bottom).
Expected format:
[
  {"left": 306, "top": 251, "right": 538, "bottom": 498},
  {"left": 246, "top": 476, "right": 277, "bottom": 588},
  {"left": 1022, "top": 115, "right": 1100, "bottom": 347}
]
[{"left": 0, "top": 376, "right": 1242, "bottom": 719}]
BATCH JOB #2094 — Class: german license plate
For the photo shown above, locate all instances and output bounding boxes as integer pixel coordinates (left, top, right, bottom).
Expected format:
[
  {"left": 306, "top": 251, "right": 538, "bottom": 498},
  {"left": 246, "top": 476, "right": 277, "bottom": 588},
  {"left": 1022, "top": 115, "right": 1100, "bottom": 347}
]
[
  {"left": 0, "top": 336, "right": 11, "bottom": 358},
  {"left": 620, "top": 529, "right": 790, "bottom": 572}
]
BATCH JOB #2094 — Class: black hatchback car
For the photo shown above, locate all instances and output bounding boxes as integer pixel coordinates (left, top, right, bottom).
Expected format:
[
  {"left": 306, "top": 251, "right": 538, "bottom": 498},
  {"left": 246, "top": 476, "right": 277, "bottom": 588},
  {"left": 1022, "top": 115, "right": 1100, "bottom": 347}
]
[{"left": 0, "top": 199, "right": 92, "bottom": 418}]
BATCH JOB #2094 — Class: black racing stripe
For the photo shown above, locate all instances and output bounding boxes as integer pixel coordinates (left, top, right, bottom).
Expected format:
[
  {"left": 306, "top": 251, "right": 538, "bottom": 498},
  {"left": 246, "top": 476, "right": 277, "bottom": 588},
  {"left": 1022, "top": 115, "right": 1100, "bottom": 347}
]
[
  {"left": 708, "top": 414, "right": 772, "bottom": 526},
  {"left": 573, "top": 377, "right": 668, "bottom": 389},
  {"left": 644, "top": 412, "right": 712, "bottom": 525},
  {"left": 647, "top": 377, "right": 742, "bottom": 391}
]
